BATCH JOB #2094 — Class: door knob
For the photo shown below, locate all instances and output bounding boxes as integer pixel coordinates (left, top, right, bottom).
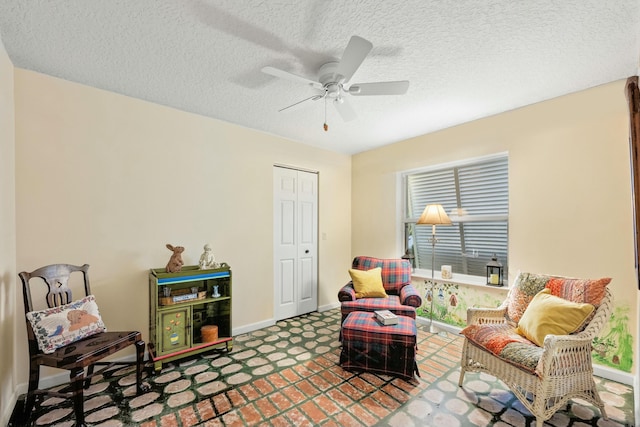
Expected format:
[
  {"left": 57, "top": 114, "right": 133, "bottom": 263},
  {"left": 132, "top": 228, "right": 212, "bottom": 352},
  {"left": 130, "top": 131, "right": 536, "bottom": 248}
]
[{"left": 305, "top": 250, "right": 310, "bottom": 254}]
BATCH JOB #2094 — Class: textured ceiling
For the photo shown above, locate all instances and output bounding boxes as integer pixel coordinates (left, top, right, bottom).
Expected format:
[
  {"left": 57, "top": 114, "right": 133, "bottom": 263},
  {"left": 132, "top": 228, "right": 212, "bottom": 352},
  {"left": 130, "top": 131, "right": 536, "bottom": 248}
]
[{"left": 0, "top": 1, "right": 639, "bottom": 154}]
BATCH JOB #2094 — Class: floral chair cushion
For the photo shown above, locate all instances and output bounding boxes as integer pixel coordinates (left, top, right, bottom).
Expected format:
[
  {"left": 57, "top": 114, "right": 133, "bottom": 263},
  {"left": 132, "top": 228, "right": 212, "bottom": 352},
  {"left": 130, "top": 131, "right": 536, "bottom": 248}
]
[
  {"left": 505, "top": 272, "right": 611, "bottom": 326},
  {"left": 504, "top": 272, "right": 549, "bottom": 325},
  {"left": 545, "top": 277, "right": 611, "bottom": 307}
]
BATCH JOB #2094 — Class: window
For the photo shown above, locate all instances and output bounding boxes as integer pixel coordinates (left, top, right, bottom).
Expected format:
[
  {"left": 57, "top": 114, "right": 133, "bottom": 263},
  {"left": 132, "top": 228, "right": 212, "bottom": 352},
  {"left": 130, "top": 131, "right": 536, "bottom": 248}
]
[{"left": 403, "top": 154, "right": 509, "bottom": 278}]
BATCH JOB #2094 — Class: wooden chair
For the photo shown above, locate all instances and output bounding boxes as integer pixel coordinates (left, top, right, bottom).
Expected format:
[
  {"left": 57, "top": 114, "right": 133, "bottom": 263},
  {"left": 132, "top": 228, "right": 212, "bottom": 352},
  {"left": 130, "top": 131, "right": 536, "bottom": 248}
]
[{"left": 19, "top": 264, "right": 148, "bottom": 427}]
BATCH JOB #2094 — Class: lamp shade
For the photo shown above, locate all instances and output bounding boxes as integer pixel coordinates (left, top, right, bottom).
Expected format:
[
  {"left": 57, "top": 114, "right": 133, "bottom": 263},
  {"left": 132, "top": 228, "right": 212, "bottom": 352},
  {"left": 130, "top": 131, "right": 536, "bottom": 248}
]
[{"left": 417, "top": 204, "right": 452, "bottom": 225}]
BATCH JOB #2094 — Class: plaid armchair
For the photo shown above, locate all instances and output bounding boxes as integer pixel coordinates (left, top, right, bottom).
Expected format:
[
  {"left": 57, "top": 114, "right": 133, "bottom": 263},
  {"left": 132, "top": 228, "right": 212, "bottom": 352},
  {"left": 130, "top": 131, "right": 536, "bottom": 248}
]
[{"left": 338, "top": 256, "right": 422, "bottom": 323}]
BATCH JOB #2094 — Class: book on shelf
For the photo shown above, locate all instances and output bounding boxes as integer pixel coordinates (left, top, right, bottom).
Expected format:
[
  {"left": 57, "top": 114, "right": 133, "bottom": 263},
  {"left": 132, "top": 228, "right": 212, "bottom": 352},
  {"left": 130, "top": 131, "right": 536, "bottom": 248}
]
[{"left": 374, "top": 310, "right": 398, "bottom": 325}]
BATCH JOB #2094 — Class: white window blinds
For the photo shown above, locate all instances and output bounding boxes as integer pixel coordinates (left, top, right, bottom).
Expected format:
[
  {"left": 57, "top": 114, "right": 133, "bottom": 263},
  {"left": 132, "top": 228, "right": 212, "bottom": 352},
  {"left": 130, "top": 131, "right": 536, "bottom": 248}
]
[{"left": 404, "top": 154, "right": 509, "bottom": 277}]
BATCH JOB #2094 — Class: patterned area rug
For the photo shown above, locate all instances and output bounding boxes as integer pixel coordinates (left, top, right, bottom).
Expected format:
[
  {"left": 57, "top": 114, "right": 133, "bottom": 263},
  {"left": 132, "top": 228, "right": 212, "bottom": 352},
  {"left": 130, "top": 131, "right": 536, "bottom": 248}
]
[{"left": 12, "top": 308, "right": 634, "bottom": 426}]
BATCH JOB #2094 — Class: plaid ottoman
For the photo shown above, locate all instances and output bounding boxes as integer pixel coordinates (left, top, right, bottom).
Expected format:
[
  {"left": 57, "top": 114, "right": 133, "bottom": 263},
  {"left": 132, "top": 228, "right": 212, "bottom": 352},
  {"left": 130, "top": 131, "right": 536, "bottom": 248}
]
[{"left": 340, "top": 311, "right": 419, "bottom": 379}]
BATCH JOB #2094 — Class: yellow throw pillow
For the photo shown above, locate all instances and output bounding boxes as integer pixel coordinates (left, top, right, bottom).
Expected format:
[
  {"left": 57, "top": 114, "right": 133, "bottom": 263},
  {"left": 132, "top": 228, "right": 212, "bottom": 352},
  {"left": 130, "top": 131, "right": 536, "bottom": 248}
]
[
  {"left": 349, "top": 267, "right": 388, "bottom": 299},
  {"left": 516, "top": 288, "right": 594, "bottom": 346}
]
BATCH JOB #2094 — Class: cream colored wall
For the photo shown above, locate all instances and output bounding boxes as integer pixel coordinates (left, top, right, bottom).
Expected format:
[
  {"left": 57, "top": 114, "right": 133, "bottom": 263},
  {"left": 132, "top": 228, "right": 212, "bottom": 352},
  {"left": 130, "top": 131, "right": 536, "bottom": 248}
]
[
  {"left": 0, "top": 37, "right": 16, "bottom": 425},
  {"left": 353, "top": 80, "right": 637, "bottom": 372},
  {"left": 9, "top": 62, "right": 637, "bottom": 407},
  {"left": 13, "top": 69, "right": 352, "bottom": 386}
]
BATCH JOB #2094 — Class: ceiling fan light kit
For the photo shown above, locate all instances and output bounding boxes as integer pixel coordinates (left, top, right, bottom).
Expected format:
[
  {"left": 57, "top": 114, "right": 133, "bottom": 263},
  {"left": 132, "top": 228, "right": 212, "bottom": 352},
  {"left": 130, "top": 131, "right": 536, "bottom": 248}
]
[{"left": 262, "top": 35, "right": 410, "bottom": 130}]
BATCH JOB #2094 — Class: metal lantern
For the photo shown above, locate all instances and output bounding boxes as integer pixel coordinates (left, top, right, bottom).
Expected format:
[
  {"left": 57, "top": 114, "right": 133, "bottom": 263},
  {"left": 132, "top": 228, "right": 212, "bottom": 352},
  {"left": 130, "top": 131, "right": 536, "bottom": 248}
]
[
  {"left": 486, "top": 254, "right": 504, "bottom": 286},
  {"left": 401, "top": 248, "right": 415, "bottom": 272}
]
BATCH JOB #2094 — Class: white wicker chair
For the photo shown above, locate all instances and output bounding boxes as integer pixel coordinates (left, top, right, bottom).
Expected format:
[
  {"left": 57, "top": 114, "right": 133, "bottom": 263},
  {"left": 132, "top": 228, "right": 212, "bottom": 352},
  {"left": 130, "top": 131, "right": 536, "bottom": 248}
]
[{"left": 458, "top": 285, "right": 613, "bottom": 427}]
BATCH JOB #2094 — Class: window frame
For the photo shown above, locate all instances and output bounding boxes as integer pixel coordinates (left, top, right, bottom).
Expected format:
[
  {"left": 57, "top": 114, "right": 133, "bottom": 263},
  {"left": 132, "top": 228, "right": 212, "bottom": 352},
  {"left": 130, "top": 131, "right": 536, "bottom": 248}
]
[{"left": 400, "top": 152, "right": 509, "bottom": 281}]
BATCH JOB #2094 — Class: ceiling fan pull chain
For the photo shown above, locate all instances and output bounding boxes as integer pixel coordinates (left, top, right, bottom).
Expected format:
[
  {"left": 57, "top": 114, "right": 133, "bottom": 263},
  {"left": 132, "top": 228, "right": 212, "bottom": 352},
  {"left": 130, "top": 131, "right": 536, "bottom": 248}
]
[{"left": 324, "top": 96, "right": 328, "bottom": 131}]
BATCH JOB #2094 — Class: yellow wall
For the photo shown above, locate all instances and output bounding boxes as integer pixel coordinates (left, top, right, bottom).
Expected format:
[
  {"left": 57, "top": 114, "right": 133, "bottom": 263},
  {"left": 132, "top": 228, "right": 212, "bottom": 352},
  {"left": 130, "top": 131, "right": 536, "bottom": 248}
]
[
  {"left": 352, "top": 80, "right": 637, "bottom": 372},
  {"left": 0, "top": 37, "right": 16, "bottom": 424},
  {"left": 13, "top": 69, "right": 352, "bottom": 388}
]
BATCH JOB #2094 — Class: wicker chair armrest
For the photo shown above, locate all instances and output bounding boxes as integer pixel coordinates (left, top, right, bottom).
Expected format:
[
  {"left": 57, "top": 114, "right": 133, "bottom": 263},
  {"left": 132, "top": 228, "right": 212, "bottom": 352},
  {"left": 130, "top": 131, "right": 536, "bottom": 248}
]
[
  {"left": 466, "top": 306, "right": 507, "bottom": 325},
  {"left": 536, "top": 333, "right": 596, "bottom": 377},
  {"left": 338, "top": 282, "right": 356, "bottom": 302}
]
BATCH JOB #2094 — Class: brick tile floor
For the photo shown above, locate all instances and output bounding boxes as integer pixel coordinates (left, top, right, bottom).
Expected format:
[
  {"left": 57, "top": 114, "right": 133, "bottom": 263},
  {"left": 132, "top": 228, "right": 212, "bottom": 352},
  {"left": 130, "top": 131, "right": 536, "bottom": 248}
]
[{"left": 12, "top": 308, "right": 635, "bottom": 426}]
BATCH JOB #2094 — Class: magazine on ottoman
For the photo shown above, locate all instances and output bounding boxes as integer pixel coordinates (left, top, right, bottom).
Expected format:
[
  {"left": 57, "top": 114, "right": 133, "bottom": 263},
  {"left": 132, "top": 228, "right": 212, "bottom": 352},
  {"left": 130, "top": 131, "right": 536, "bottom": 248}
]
[{"left": 374, "top": 309, "right": 398, "bottom": 326}]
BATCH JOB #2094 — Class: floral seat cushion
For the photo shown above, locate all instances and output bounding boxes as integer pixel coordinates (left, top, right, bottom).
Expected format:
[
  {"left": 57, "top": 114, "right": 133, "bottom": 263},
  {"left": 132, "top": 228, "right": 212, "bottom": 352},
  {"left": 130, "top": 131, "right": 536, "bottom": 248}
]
[{"left": 460, "top": 323, "right": 542, "bottom": 373}]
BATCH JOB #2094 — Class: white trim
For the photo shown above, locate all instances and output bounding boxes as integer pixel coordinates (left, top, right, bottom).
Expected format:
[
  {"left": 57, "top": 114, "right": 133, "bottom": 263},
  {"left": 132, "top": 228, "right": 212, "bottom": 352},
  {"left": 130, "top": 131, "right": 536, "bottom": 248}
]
[
  {"left": 415, "top": 214, "right": 509, "bottom": 223},
  {"left": 15, "top": 372, "right": 66, "bottom": 396},
  {"left": 396, "top": 171, "right": 405, "bottom": 256},
  {"left": 592, "top": 364, "right": 634, "bottom": 386},
  {"left": 416, "top": 316, "right": 461, "bottom": 335},
  {"left": 234, "top": 303, "right": 339, "bottom": 336},
  {"left": 399, "top": 151, "right": 509, "bottom": 177},
  {"left": 2, "top": 388, "right": 21, "bottom": 427},
  {"left": 412, "top": 269, "right": 509, "bottom": 289},
  {"left": 318, "top": 302, "right": 340, "bottom": 312},
  {"left": 13, "top": 352, "right": 143, "bottom": 399},
  {"left": 232, "top": 318, "right": 275, "bottom": 336},
  {"left": 273, "top": 163, "right": 319, "bottom": 174}
]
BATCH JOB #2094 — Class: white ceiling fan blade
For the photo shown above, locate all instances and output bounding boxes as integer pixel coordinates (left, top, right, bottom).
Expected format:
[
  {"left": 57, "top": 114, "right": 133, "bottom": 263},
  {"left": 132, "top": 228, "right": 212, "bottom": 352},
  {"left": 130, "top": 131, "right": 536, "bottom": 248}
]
[
  {"left": 262, "top": 66, "right": 323, "bottom": 89},
  {"left": 333, "top": 97, "right": 357, "bottom": 122},
  {"left": 335, "top": 35, "right": 373, "bottom": 84},
  {"left": 348, "top": 81, "right": 410, "bottom": 96},
  {"left": 278, "top": 94, "right": 324, "bottom": 112}
]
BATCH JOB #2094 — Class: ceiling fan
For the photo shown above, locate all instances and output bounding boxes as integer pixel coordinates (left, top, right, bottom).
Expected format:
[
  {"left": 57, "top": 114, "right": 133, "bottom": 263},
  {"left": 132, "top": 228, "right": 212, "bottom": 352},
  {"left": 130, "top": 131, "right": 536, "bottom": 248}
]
[{"left": 262, "top": 35, "right": 409, "bottom": 130}]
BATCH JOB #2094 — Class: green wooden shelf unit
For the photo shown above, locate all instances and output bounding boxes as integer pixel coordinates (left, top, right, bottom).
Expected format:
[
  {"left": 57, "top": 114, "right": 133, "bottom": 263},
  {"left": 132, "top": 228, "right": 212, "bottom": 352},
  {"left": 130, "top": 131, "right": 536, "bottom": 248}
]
[{"left": 148, "top": 265, "right": 232, "bottom": 372}]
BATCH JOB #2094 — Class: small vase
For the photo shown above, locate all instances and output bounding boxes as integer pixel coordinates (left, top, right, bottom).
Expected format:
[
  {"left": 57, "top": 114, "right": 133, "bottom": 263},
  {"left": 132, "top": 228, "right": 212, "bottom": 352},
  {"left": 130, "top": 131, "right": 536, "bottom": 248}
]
[
  {"left": 212, "top": 285, "right": 221, "bottom": 298},
  {"left": 169, "top": 332, "right": 179, "bottom": 345}
]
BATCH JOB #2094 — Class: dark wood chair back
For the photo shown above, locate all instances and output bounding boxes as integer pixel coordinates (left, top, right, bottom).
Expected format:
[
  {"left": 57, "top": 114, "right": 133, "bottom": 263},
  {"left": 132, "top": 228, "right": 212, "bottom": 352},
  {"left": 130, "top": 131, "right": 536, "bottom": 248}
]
[{"left": 20, "top": 264, "right": 91, "bottom": 353}]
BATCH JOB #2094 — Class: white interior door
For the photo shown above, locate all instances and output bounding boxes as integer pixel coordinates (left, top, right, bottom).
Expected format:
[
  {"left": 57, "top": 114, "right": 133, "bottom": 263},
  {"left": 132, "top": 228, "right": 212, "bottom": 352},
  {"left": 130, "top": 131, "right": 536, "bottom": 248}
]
[{"left": 273, "top": 166, "right": 318, "bottom": 320}]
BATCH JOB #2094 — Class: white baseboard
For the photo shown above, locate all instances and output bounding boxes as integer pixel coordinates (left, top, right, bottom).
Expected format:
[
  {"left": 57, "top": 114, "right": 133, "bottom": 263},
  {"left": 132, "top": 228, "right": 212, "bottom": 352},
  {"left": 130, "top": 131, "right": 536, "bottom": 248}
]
[
  {"left": 232, "top": 318, "right": 275, "bottom": 336},
  {"left": 592, "top": 364, "right": 633, "bottom": 386},
  {"left": 14, "top": 353, "right": 143, "bottom": 398},
  {"left": 2, "top": 387, "right": 21, "bottom": 427},
  {"left": 417, "top": 317, "right": 461, "bottom": 335},
  {"left": 15, "top": 371, "right": 64, "bottom": 397},
  {"left": 232, "top": 304, "right": 339, "bottom": 336},
  {"left": 318, "top": 302, "right": 340, "bottom": 312}
]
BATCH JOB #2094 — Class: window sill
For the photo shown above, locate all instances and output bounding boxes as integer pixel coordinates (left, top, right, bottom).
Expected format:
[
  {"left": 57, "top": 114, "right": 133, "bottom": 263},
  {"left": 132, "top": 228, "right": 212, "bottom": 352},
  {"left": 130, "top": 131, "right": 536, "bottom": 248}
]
[{"left": 411, "top": 269, "right": 508, "bottom": 289}]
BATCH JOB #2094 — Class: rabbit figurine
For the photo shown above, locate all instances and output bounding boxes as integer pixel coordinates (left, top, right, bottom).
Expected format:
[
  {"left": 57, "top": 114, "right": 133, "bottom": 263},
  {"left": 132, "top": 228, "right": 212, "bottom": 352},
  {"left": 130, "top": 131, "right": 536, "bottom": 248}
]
[{"left": 165, "top": 244, "right": 185, "bottom": 273}]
